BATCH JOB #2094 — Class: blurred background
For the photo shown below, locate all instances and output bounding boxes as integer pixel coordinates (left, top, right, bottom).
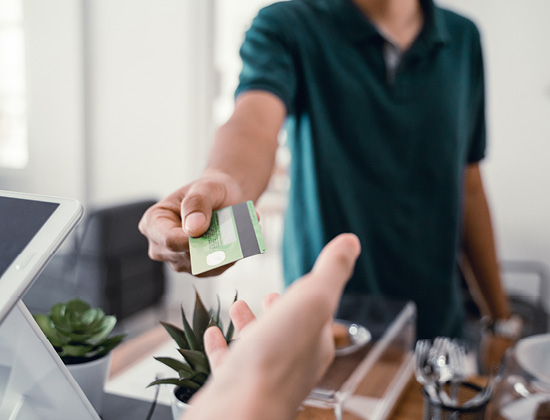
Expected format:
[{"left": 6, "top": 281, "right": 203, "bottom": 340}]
[{"left": 1, "top": 0, "right": 549, "bottom": 334}]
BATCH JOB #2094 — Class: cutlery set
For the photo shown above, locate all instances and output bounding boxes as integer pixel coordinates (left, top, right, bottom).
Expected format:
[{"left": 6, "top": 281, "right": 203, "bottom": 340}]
[{"left": 414, "top": 337, "right": 491, "bottom": 410}]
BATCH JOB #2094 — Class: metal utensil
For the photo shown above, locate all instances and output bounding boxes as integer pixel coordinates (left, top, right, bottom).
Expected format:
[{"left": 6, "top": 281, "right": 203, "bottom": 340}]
[
  {"left": 462, "top": 372, "right": 496, "bottom": 408},
  {"left": 414, "top": 339, "right": 439, "bottom": 401},
  {"left": 427, "top": 337, "right": 454, "bottom": 405},
  {"left": 448, "top": 339, "right": 467, "bottom": 404}
]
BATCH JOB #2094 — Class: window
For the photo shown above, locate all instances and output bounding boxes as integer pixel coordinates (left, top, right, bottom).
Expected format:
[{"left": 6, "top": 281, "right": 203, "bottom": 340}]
[{"left": 0, "top": 0, "right": 27, "bottom": 168}]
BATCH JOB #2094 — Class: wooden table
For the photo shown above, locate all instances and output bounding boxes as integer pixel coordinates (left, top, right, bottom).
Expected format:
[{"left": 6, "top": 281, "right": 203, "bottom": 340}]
[
  {"left": 296, "top": 375, "right": 489, "bottom": 420},
  {"left": 387, "top": 377, "right": 426, "bottom": 420},
  {"left": 110, "top": 324, "right": 435, "bottom": 420},
  {"left": 293, "top": 376, "right": 421, "bottom": 420}
]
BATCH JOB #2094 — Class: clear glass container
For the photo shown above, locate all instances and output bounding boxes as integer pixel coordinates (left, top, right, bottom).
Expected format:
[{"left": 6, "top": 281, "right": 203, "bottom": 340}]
[
  {"left": 300, "top": 296, "right": 417, "bottom": 420},
  {"left": 486, "top": 333, "right": 550, "bottom": 420}
]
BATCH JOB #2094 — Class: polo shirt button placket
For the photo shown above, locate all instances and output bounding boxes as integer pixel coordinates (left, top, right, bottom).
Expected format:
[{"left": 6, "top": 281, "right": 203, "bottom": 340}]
[{"left": 392, "top": 70, "right": 411, "bottom": 101}]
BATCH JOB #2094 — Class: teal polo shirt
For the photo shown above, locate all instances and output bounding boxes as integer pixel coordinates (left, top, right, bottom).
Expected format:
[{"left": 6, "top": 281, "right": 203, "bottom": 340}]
[{"left": 235, "top": 0, "right": 486, "bottom": 339}]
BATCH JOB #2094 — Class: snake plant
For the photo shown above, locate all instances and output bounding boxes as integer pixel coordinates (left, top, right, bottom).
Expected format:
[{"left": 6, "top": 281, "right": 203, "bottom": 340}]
[{"left": 148, "top": 290, "right": 236, "bottom": 400}]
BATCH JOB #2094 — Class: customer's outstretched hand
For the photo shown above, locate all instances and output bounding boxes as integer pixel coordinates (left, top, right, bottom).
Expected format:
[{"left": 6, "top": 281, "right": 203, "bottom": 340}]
[{"left": 182, "top": 233, "right": 361, "bottom": 420}]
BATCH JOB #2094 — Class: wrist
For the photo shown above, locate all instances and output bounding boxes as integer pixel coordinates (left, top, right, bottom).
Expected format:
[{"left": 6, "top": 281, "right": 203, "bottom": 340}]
[{"left": 480, "top": 314, "right": 523, "bottom": 341}]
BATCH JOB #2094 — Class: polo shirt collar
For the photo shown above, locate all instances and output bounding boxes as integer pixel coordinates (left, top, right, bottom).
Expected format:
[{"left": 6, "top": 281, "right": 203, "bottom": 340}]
[
  {"left": 330, "top": 0, "right": 380, "bottom": 43},
  {"left": 331, "top": 0, "right": 450, "bottom": 47},
  {"left": 419, "top": 0, "right": 450, "bottom": 46}
]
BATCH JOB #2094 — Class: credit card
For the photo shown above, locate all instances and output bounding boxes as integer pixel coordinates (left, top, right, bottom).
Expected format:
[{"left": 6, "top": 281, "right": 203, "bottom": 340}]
[{"left": 189, "top": 200, "right": 266, "bottom": 275}]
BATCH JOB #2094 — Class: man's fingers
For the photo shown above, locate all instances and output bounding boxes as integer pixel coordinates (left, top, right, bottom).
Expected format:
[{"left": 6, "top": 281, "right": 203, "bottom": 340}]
[
  {"left": 181, "top": 195, "right": 212, "bottom": 238},
  {"left": 181, "top": 180, "right": 230, "bottom": 237},
  {"left": 204, "top": 326, "right": 228, "bottom": 373},
  {"left": 183, "top": 210, "right": 209, "bottom": 237},
  {"left": 139, "top": 207, "right": 187, "bottom": 251}
]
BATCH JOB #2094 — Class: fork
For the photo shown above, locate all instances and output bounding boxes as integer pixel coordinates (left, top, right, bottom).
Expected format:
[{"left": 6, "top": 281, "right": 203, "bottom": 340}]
[
  {"left": 427, "top": 337, "right": 455, "bottom": 405},
  {"left": 414, "top": 339, "right": 439, "bottom": 401},
  {"left": 448, "top": 339, "right": 467, "bottom": 404}
]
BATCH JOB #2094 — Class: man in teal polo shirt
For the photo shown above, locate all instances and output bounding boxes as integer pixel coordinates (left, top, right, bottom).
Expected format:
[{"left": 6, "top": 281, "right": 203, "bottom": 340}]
[
  {"left": 140, "top": 0, "right": 514, "bottom": 360},
  {"left": 234, "top": 0, "right": 491, "bottom": 340}
]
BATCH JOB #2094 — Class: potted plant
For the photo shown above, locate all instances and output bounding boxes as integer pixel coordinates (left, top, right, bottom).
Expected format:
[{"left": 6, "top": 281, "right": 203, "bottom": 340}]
[
  {"left": 148, "top": 290, "right": 236, "bottom": 419},
  {"left": 33, "top": 298, "right": 126, "bottom": 415}
]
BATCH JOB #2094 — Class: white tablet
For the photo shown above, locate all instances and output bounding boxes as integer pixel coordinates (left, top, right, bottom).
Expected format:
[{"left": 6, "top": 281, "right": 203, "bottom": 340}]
[{"left": 0, "top": 190, "right": 83, "bottom": 323}]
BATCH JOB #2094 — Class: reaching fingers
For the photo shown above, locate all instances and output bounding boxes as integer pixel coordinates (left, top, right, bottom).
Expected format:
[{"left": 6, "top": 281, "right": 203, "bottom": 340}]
[
  {"left": 229, "top": 300, "right": 257, "bottom": 334},
  {"left": 277, "top": 233, "right": 361, "bottom": 326},
  {"left": 204, "top": 299, "right": 258, "bottom": 373},
  {"left": 204, "top": 326, "right": 229, "bottom": 373},
  {"left": 262, "top": 293, "right": 280, "bottom": 311},
  {"left": 311, "top": 233, "right": 361, "bottom": 286},
  {"left": 300, "top": 233, "right": 361, "bottom": 311}
]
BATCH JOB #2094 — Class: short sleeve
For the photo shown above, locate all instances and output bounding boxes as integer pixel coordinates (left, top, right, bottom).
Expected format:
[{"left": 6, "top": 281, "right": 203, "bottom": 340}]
[
  {"left": 235, "top": 4, "right": 297, "bottom": 114},
  {"left": 466, "top": 26, "right": 487, "bottom": 163}
]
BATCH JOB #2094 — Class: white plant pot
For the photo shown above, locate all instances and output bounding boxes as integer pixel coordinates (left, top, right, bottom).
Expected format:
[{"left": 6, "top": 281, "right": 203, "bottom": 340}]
[
  {"left": 66, "top": 353, "right": 112, "bottom": 415},
  {"left": 171, "top": 387, "right": 190, "bottom": 420}
]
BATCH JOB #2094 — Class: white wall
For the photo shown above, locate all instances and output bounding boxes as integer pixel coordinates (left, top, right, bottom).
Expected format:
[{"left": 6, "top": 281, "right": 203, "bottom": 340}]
[
  {"left": 213, "top": 0, "right": 274, "bottom": 123},
  {"left": 87, "top": 0, "right": 216, "bottom": 206},
  {"left": 5, "top": 0, "right": 86, "bottom": 202},
  {"left": 2, "top": 0, "right": 220, "bottom": 311},
  {"left": 84, "top": 0, "right": 219, "bottom": 309},
  {"left": 4, "top": 0, "right": 215, "bottom": 208}
]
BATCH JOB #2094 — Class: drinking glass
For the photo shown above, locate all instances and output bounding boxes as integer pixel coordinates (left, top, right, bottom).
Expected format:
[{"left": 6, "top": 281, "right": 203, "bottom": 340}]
[{"left": 486, "top": 333, "right": 550, "bottom": 420}]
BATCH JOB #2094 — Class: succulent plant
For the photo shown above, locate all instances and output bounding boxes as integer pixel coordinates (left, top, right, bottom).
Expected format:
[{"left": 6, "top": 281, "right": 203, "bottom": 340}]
[
  {"left": 33, "top": 298, "right": 126, "bottom": 364},
  {"left": 148, "top": 290, "right": 237, "bottom": 401}
]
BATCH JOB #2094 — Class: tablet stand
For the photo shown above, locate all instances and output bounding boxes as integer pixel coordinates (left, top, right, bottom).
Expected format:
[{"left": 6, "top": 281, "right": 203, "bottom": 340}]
[{"left": 0, "top": 301, "right": 99, "bottom": 420}]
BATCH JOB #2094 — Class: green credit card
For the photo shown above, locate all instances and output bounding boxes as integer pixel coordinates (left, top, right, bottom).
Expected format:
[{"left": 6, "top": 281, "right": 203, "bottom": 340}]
[{"left": 189, "top": 200, "right": 266, "bottom": 275}]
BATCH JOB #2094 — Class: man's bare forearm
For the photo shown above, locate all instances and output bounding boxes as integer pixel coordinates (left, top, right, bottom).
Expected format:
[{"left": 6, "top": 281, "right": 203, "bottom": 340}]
[
  {"left": 462, "top": 163, "right": 510, "bottom": 319},
  {"left": 204, "top": 91, "right": 286, "bottom": 203}
]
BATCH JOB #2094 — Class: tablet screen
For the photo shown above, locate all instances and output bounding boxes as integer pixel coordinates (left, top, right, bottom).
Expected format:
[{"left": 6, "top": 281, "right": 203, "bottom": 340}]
[
  {"left": 0, "top": 196, "right": 59, "bottom": 276},
  {"left": 0, "top": 190, "right": 83, "bottom": 324}
]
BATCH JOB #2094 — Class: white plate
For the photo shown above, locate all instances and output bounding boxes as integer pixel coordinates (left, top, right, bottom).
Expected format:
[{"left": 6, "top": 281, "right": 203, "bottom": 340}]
[{"left": 334, "top": 320, "right": 372, "bottom": 357}]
